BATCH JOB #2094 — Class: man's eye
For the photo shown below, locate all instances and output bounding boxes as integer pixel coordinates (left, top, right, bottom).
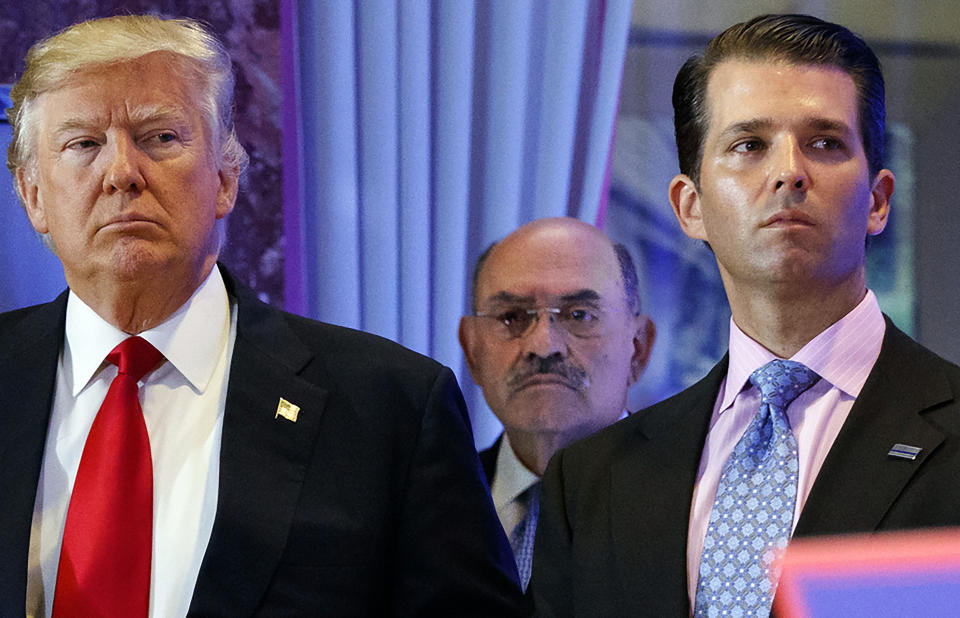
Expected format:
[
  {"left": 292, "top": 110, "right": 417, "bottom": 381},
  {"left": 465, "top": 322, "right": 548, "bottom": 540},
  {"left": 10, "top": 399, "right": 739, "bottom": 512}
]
[
  {"left": 149, "top": 132, "right": 178, "bottom": 144},
  {"left": 498, "top": 309, "right": 527, "bottom": 325},
  {"left": 732, "top": 139, "right": 764, "bottom": 153},
  {"left": 563, "top": 307, "right": 597, "bottom": 322},
  {"left": 68, "top": 139, "right": 99, "bottom": 150},
  {"left": 811, "top": 137, "right": 843, "bottom": 151}
]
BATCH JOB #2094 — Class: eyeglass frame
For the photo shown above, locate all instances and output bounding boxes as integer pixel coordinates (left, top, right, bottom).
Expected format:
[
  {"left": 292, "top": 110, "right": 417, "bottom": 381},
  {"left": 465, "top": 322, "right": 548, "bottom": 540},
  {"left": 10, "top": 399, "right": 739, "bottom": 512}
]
[{"left": 470, "top": 303, "right": 629, "bottom": 340}]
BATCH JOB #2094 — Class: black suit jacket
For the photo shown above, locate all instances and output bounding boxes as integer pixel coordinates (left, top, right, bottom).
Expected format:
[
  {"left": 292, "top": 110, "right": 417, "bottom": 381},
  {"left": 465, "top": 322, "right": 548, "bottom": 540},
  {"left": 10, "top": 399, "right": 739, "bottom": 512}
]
[
  {"left": 0, "top": 269, "right": 524, "bottom": 616},
  {"left": 479, "top": 435, "right": 503, "bottom": 487},
  {"left": 531, "top": 318, "right": 960, "bottom": 616}
]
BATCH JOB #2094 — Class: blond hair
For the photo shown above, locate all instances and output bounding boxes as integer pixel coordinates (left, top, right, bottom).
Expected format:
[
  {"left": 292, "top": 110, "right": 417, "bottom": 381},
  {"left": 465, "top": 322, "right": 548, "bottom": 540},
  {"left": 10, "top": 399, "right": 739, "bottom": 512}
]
[{"left": 6, "top": 14, "right": 248, "bottom": 205}]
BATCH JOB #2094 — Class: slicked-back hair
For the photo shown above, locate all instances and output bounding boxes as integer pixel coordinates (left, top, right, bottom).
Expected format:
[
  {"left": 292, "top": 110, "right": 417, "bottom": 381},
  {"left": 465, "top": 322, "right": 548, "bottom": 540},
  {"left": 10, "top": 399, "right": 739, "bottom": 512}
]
[
  {"left": 673, "top": 13, "right": 885, "bottom": 187},
  {"left": 6, "top": 14, "right": 248, "bottom": 207},
  {"left": 470, "top": 239, "right": 642, "bottom": 317}
]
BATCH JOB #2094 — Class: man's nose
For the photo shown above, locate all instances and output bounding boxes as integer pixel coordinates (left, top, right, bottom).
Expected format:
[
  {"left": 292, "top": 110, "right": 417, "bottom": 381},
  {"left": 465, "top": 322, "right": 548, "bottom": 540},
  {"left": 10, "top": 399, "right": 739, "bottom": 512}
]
[
  {"left": 771, "top": 137, "right": 807, "bottom": 194},
  {"left": 102, "top": 135, "right": 146, "bottom": 195},
  {"left": 521, "top": 310, "right": 568, "bottom": 361}
]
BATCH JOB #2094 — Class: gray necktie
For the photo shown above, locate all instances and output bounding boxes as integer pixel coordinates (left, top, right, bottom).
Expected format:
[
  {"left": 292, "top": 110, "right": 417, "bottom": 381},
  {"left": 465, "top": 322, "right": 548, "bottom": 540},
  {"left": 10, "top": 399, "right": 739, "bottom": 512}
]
[{"left": 510, "top": 483, "right": 540, "bottom": 591}]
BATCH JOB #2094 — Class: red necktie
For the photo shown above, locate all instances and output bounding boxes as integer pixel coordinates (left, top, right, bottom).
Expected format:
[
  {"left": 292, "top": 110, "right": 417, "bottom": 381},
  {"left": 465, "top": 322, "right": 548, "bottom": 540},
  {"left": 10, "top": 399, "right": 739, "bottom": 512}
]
[{"left": 53, "top": 336, "right": 163, "bottom": 618}]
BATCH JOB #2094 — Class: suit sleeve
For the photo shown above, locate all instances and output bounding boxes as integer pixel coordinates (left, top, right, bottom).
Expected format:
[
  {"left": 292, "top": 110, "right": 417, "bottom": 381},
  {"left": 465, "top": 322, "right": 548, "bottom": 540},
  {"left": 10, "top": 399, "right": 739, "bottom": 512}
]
[
  {"left": 528, "top": 448, "right": 574, "bottom": 617},
  {"left": 391, "top": 366, "right": 527, "bottom": 617}
]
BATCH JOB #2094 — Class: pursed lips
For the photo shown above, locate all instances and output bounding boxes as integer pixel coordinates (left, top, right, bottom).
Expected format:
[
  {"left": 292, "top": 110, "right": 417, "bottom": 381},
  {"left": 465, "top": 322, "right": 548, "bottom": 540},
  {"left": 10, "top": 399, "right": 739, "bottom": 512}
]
[
  {"left": 98, "top": 213, "right": 160, "bottom": 232},
  {"left": 760, "top": 210, "right": 815, "bottom": 228},
  {"left": 510, "top": 374, "right": 580, "bottom": 393}
]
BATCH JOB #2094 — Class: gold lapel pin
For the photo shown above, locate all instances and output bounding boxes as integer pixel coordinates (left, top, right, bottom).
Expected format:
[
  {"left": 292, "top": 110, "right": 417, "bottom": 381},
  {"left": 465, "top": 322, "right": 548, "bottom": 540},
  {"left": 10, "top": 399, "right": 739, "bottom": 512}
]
[{"left": 275, "top": 398, "right": 301, "bottom": 423}]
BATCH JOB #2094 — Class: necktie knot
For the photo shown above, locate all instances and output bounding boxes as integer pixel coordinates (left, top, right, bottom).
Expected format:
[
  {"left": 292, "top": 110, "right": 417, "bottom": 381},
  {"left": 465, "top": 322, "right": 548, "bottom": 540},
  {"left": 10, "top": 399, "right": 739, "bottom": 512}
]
[
  {"left": 517, "top": 483, "right": 540, "bottom": 513},
  {"left": 107, "top": 336, "right": 163, "bottom": 382},
  {"left": 750, "top": 359, "right": 820, "bottom": 411}
]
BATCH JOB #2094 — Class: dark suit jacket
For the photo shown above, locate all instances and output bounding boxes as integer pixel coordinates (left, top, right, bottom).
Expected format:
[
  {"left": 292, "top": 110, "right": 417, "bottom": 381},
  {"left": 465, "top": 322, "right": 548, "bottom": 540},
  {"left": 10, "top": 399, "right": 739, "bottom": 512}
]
[
  {"left": 0, "top": 268, "right": 524, "bottom": 617},
  {"left": 479, "top": 435, "right": 503, "bottom": 486},
  {"left": 531, "top": 318, "right": 960, "bottom": 617}
]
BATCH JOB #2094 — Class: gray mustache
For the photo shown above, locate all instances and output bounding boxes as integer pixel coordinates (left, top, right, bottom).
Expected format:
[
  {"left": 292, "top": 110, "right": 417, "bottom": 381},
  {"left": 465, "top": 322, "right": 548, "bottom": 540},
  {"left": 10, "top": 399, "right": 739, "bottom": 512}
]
[{"left": 507, "top": 356, "right": 588, "bottom": 390}]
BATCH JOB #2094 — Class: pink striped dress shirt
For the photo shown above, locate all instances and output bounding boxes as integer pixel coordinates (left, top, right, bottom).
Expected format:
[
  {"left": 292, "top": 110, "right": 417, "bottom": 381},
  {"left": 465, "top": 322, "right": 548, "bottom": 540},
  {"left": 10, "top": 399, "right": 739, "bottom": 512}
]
[{"left": 686, "top": 290, "right": 886, "bottom": 609}]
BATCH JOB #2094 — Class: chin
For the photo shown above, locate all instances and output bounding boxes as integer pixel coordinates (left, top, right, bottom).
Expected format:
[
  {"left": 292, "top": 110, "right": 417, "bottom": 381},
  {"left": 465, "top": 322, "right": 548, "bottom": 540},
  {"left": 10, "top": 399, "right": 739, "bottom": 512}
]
[
  {"left": 508, "top": 393, "right": 586, "bottom": 430},
  {"left": 106, "top": 243, "right": 177, "bottom": 280}
]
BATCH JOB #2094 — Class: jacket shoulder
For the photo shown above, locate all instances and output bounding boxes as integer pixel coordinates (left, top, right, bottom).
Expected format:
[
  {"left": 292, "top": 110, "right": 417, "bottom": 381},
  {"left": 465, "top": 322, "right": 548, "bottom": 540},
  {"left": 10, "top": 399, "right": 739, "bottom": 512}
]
[
  {"left": 879, "top": 317, "right": 960, "bottom": 391},
  {"left": 0, "top": 294, "right": 67, "bottom": 347},
  {"left": 558, "top": 354, "right": 728, "bottom": 471},
  {"left": 278, "top": 311, "right": 446, "bottom": 382}
]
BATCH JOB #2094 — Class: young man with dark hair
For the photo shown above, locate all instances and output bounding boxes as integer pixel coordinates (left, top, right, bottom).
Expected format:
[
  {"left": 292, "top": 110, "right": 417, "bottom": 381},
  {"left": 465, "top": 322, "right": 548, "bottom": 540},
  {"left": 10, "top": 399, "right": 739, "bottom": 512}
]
[{"left": 531, "top": 14, "right": 960, "bottom": 617}]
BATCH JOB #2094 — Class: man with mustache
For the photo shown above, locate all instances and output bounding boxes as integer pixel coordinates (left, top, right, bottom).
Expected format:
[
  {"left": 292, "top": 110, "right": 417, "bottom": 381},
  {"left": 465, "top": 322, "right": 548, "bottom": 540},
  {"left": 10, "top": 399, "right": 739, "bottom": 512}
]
[
  {"left": 531, "top": 14, "right": 960, "bottom": 617},
  {"left": 459, "top": 217, "right": 656, "bottom": 591}
]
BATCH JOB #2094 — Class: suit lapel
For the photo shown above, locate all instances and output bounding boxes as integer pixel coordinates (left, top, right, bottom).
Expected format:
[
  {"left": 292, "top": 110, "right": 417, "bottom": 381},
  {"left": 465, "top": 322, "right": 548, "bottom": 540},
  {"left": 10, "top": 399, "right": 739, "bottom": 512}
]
[
  {"left": 188, "top": 275, "right": 329, "bottom": 616},
  {"left": 0, "top": 294, "right": 66, "bottom": 615},
  {"left": 795, "top": 320, "right": 952, "bottom": 537},
  {"left": 610, "top": 356, "right": 727, "bottom": 616},
  {"left": 478, "top": 434, "right": 502, "bottom": 486}
]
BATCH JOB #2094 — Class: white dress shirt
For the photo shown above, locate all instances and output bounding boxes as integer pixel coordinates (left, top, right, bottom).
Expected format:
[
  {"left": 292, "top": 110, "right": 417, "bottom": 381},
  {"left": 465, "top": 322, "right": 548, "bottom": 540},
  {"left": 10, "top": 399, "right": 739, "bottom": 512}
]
[
  {"left": 490, "top": 432, "right": 541, "bottom": 537},
  {"left": 491, "top": 411, "right": 631, "bottom": 536},
  {"left": 26, "top": 266, "right": 236, "bottom": 618},
  {"left": 686, "top": 290, "right": 886, "bottom": 608}
]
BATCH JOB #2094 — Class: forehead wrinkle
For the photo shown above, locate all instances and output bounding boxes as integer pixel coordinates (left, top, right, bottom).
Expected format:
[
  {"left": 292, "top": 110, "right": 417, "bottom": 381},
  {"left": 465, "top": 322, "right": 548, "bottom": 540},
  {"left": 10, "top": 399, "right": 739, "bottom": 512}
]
[
  {"left": 717, "top": 115, "right": 855, "bottom": 141},
  {"left": 483, "top": 289, "right": 604, "bottom": 307},
  {"left": 484, "top": 291, "right": 536, "bottom": 306},
  {"left": 717, "top": 118, "right": 774, "bottom": 140},
  {"left": 127, "top": 103, "right": 191, "bottom": 126},
  {"left": 804, "top": 116, "right": 855, "bottom": 135},
  {"left": 559, "top": 290, "right": 602, "bottom": 304},
  {"left": 48, "top": 103, "right": 189, "bottom": 136}
]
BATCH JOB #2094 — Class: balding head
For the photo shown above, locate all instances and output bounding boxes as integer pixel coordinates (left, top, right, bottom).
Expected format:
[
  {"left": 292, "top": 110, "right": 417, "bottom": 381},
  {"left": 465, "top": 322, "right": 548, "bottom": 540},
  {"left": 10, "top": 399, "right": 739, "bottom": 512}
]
[
  {"left": 471, "top": 218, "right": 641, "bottom": 316},
  {"left": 460, "top": 217, "right": 655, "bottom": 474}
]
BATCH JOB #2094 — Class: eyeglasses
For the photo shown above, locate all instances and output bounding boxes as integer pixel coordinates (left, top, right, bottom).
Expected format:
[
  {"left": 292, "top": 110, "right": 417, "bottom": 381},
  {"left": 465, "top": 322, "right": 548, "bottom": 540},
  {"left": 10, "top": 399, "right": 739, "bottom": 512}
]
[{"left": 472, "top": 305, "right": 607, "bottom": 340}]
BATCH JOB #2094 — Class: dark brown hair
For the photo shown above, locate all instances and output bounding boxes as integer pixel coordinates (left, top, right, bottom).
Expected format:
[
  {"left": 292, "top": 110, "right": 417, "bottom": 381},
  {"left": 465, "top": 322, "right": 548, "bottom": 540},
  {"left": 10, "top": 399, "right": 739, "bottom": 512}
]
[{"left": 673, "top": 13, "right": 885, "bottom": 186}]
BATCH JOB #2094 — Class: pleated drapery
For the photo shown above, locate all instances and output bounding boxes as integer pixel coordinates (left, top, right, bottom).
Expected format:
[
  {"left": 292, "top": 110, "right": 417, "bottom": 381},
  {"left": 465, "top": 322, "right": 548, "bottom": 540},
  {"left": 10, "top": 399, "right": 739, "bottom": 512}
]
[{"left": 282, "top": 0, "right": 633, "bottom": 442}]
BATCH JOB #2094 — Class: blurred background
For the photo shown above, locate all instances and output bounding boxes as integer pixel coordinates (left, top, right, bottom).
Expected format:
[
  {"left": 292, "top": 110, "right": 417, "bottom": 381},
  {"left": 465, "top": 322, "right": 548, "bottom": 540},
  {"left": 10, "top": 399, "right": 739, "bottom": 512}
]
[{"left": 1, "top": 1, "right": 957, "bottom": 446}]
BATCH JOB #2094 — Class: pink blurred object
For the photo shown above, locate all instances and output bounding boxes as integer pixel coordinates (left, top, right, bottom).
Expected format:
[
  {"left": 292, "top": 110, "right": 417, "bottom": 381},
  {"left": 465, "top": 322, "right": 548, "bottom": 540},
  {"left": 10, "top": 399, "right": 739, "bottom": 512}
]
[{"left": 774, "top": 527, "right": 960, "bottom": 617}]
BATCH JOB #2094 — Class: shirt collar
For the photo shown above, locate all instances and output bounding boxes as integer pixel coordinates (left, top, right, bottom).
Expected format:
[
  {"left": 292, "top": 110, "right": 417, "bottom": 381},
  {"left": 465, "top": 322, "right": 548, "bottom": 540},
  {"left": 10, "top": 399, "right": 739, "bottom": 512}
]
[
  {"left": 64, "top": 265, "right": 231, "bottom": 396},
  {"left": 719, "top": 290, "right": 885, "bottom": 412},
  {"left": 490, "top": 409, "right": 630, "bottom": 510},
  {"left": 490, "top": 432, "right": 541, "bottom": 511}
]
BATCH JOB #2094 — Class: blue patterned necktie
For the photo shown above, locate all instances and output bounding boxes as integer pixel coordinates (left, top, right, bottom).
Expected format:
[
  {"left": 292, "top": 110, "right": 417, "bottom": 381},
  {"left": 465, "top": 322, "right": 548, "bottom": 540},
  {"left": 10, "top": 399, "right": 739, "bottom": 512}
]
[
  {"left": 510, "top": 482, "right": 540, "bottom": 591},
  {"left": 694, "top": 359, "right": 820, "bottom": 617}
]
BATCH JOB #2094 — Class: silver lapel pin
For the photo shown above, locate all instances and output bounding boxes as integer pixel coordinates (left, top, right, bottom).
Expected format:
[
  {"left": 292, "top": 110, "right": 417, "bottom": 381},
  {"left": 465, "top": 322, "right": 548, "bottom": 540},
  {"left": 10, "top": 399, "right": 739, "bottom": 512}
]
[{"left": 888, "top": 443, "right": 922, "bottom": 460}]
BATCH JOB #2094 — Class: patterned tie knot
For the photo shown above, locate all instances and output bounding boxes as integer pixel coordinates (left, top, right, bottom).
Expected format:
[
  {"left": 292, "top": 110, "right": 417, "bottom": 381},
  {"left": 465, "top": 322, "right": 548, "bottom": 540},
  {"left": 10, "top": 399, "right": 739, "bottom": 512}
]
[
  {"left": 749, "top": 359, "right": 820, "bottom": 411},
  {"left": 518, "top": 483, "right": 540, "bottom": 514},
  {"left": 107, "top": 336, "right": 163, "bottom": 382}
]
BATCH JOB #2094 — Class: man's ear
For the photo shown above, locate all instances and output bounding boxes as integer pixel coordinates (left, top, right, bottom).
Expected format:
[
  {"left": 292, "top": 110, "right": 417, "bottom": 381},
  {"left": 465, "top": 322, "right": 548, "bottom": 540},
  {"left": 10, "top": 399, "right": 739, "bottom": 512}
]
[
  {"left": 16, "top": 167, "right": 48, "bottom": 234},
  {"left": 629, "top": 315, "right": 656, "bottom": 385},
  {"left": 669, "top": 173, "right": 707, "bottom": 241},
  {"left": 215, "top": 168, "right": 239, "bottom": 219},
  {"left": 866, "top": 169, "right": 894, "bottom": 236},
  {"left": 458, "top": 317, "right": 481, "bottom": 383}
]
